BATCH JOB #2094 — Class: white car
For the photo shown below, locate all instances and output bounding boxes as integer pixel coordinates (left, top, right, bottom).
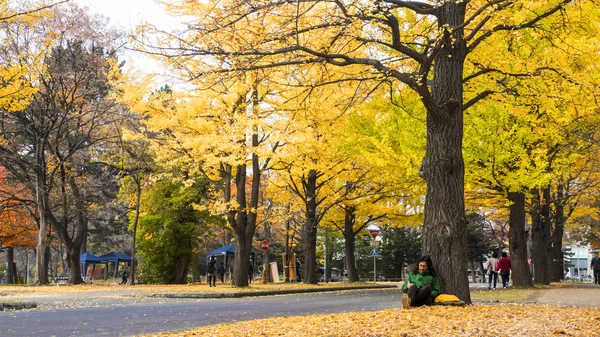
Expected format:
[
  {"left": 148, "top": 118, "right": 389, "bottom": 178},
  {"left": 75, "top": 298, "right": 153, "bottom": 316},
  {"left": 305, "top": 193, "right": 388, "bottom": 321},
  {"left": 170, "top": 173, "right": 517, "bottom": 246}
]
[
  {"left": 318, "top": 267, "right": 346, "bottom": 282},
  {"left": 467, "top": 269, "right": 484, "bottom": 283}
]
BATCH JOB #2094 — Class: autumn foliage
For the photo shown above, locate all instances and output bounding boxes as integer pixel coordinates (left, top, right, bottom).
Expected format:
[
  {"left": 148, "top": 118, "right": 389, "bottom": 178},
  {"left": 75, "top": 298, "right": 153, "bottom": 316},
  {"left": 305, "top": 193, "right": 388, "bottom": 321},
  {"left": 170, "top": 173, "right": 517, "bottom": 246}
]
[
  {"left": 146, "top": 305, "right": 600, "bottom": 337},
  {"left": 0, "top": 167, "right": 36, "bottom": 248}
]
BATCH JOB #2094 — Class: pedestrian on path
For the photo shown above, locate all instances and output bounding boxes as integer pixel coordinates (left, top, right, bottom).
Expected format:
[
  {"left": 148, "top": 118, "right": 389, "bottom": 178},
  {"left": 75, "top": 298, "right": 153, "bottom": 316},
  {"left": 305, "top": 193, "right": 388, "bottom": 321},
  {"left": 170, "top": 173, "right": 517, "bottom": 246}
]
[
  {"left": 591, "top": 252, "right": 600, "bottom": 285},
  {"left": 248, "top": 261, "right": 254, "bottom": 284},
  {"left": 401, "top": 255, "right": 440, "bottom": 308},
  {"left": 497, "top": 252, "right": 511, "bottom": 288},
  {"left": 120, "top": 270, "right": 128, "bottom": 285},
  {"left": 486, "top": 252, "right": 499, "bottom": 290},
  {"left": 218, "top": 262, "right": 225, "bottom": 283},
  {"left": 207, "top": 256, "right": 217, "bottom": 287}
]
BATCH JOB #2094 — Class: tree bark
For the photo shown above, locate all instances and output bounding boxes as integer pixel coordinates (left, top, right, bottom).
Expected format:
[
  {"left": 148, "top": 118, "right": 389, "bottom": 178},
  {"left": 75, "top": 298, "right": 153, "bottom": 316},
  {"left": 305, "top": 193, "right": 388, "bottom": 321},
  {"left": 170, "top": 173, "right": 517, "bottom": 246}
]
[
  {"left": 6, "top": 247, "right": 15, "bottom": 284},
  {"left": 420, "top": 2, "right": 470, "bottom": 303},
  {"left": 550, "top": 184, "right": 566, "bottom": 282},
  {"left": 508, "top": 192, "right": 533, "bottom": 287},
  {"left": 34, "top": 146, "right": 49, "bottom": 285},
  {"left": 302, "top": 170, "right": 318, "bottom": 284},
  {"left": 131, "top": 178, "right": 141, "bottom": 286},
  {"left": 531, "top": 188, "right": 551, "bottom": 285},
  {"left": 343, "top": 206, "right": 359, "bottom": 282}
]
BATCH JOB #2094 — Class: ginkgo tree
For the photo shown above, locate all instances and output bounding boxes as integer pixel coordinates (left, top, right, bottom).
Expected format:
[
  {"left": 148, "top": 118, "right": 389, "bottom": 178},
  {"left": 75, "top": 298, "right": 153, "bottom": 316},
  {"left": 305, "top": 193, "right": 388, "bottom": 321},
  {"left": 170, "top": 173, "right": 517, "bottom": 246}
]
[
  {"left": 463, "top": 0, "right": 600, "bottom": 287},
  {"left": 140, "top": 0, "right": 582, "bottom": 302},
  {"left": 139, "top": 71, "right": 287, "bottom": 287}
]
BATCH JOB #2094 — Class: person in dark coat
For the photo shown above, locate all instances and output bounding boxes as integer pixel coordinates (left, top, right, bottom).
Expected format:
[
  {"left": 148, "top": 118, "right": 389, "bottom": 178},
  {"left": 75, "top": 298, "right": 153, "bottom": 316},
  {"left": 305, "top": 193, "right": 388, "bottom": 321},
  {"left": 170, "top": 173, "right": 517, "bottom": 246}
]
[
  {"left": 591, "top": 252, "right": 600, "bottom": 285},
  {"left": 121, "top": 270, "right": 128, "bottom": 285},
  {"left": 218, "top": 262, "right": 225, "bottom": 283},
  {"left": 207, "top": 256, "right": 217, "bottom": 287},
  {"left": 248, "top": 261, "right": 254, "bottom": 284}
]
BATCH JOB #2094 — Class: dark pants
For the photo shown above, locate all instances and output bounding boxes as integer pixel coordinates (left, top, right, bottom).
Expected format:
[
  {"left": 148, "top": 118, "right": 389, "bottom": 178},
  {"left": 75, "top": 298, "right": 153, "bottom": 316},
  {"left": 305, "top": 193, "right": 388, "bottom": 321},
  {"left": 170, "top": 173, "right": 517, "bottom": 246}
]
[
  {"left": 407, "top": 284, "right": 432, "bottom": 307},
  {"left": 488, "top": 272, "right": 498, "bottom": 288},
  {"left": 594, "top": 270, "right": 600, "bottom": 285},
  {"left": 501, "top": 272, "right": 510, "bottom": 288}
]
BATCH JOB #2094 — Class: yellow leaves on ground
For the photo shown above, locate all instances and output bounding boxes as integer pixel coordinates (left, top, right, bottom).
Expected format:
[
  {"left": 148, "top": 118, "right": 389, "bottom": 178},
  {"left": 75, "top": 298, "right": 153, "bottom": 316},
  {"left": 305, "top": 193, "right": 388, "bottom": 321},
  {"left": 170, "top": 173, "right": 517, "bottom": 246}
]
[
  {"left": 0, "top": 282, "right": 371, "bottom": 295},
  {"left": 146, "top": 305, "right": 600, "bottom": 337}
]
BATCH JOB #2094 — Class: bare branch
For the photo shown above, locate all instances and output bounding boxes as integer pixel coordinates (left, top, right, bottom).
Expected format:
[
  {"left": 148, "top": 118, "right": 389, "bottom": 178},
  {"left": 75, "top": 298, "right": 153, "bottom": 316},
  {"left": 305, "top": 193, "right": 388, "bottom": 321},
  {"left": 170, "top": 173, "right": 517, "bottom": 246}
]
[
  {"left": 463, "top": 90, "right": 496, "bottom": 111},
  {"left": 383, "top": 0, "right": 437, "bottom": 15},
  {"left": 468, "top": 0, "right": 572, "bottom": 53},
  {"left": 0, "top": 1, "right": 68, "bottom": 22}
]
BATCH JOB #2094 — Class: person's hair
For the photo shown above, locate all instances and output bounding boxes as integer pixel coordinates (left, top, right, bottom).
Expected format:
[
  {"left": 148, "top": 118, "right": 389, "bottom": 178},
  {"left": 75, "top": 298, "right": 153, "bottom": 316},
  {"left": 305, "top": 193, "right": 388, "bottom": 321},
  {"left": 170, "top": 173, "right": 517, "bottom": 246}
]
[
  {"left": 501, "top": 252, "right": 508, "bottom": 258},
  {"left": 415, "top": 255, "right": 436, "bottom": 276},
  {"left": 492, "top": 252, "right": 498, "bottom": 259}
]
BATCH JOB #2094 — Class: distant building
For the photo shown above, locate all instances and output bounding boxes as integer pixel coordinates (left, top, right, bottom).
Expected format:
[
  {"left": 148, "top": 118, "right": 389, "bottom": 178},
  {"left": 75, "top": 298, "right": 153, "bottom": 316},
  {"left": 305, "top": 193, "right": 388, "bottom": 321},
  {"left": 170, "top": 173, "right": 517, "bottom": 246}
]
[{"left": 564, "top": 245, "right": 592, "bottom": 280}]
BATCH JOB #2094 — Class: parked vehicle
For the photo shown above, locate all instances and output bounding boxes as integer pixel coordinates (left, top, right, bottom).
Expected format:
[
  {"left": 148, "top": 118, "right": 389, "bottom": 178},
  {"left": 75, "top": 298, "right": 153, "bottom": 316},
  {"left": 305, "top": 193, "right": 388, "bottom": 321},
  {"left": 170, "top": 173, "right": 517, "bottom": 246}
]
[
  {"left": 317, "top": 267, "right": 347, "bottom": 282},
  {"left": 467, "top": 269, "right": 484, "bottom": 283}
]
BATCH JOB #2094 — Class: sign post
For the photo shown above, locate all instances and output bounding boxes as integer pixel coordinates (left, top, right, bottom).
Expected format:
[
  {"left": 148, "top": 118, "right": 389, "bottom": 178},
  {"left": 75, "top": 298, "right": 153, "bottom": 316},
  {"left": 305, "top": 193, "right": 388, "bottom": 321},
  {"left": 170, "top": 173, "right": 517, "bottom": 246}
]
[{"left": 367, "top": 228, "right": 380, "bottom": 282}]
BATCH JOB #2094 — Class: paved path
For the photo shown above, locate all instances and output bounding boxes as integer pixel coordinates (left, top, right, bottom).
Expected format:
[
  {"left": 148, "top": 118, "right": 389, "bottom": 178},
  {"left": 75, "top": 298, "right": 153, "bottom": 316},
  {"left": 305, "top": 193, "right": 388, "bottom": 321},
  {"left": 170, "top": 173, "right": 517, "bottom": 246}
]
[
  {"left": 0, "top": 288, "right": 401, "bottom": 337},
  {"left": 530, "top": 284, "right": 600, "bottom": 306}
]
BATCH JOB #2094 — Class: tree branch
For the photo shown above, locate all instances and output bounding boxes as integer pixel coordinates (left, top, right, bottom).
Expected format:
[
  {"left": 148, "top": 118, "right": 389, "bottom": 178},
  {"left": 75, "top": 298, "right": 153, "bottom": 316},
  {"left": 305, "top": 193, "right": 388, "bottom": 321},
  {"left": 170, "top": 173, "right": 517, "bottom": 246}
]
[{"left": 468, "top": 0, "right": 572, "bottom": 53}]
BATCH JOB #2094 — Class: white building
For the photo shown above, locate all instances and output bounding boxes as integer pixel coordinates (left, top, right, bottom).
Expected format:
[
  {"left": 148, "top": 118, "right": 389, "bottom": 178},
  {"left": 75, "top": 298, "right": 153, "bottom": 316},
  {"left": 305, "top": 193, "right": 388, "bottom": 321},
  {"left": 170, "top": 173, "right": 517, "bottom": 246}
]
[{"left": 565, "top": 245, "right": 593, "bottom": 280}]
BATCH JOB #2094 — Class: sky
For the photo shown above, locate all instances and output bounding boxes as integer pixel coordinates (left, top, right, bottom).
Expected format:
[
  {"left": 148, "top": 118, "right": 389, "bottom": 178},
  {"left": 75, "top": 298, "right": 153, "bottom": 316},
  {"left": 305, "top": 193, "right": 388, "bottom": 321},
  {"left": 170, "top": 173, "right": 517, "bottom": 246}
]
[
  {"left": 73, "top": 0, "right": 182, "bottom": 78},
  {"left": 73, "top": 0, "right": 178, "bottom": 32}
]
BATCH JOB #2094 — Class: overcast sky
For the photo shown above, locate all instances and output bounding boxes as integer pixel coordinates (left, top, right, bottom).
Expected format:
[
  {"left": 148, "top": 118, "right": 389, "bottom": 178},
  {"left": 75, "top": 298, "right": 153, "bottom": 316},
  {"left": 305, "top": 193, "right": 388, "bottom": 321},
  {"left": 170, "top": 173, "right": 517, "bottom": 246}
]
[
  {"left": 73, "top": 0, "right": 183, "bottom": 80},
  {"left": 73, "top": 0, "right": 178, "bottom": 32}
]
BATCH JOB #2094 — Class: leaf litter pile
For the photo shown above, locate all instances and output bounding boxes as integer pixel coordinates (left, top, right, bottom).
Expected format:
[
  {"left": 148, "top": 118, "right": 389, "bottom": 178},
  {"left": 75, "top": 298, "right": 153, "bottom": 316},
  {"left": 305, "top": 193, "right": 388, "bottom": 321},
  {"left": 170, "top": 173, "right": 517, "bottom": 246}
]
[{"left": 146, "top": 305, "right": 599, "bottom": 337}]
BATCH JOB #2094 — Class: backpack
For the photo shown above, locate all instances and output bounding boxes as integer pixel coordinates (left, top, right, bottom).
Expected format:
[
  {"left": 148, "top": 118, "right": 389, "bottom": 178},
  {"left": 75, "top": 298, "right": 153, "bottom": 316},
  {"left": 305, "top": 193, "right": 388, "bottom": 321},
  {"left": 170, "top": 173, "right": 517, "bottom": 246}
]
[{"left": 434, "top": 294, "right": 466, "bottom": 306}]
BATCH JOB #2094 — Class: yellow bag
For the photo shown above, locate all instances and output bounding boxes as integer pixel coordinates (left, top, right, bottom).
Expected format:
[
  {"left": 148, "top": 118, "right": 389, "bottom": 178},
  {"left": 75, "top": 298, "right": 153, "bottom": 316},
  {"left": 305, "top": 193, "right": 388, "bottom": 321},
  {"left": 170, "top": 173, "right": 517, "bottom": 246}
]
[{"left": 434, "top": 294, "right": 461, "bottom": 303}]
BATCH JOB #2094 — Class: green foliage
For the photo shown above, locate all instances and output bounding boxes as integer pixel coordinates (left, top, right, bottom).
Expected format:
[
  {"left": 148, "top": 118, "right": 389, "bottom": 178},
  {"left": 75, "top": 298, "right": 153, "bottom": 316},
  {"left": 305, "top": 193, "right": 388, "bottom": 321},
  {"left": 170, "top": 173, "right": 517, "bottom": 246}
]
[
  {"left": 466, "top": 213, "right": 496, "bottom": 264},
  {"left": 136, "top": 179, "right": 221, "bottom": 283},
  {"left": 378, "top": 226, "right": 421, "bottom": 280}
]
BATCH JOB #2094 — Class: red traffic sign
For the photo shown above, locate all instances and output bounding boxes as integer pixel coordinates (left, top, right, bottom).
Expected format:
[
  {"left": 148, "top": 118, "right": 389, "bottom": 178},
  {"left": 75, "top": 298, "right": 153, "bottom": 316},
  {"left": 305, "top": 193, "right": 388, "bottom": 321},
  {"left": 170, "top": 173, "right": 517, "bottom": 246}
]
[
  {"left": 368, "top": 229, "right": 380, "bottom": 239},
  {"left": 261, "top": 240, "right": 270, "bottom": 251}
]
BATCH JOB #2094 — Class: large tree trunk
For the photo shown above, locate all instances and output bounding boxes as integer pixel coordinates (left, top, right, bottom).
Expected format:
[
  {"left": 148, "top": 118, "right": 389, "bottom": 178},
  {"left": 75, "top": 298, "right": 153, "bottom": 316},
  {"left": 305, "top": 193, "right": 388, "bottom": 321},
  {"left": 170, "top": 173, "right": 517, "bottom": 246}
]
[
  {"left": 302, "top": 170, "right": 318, "bottom": 284},
  {"left": 343, "top": 206, "right": 359, "bottom": 282},
  {"left": 35, "top": 168, "right": 49, "bottom": 285},
  {"left": 508, "top": 192, "right": 533, "bottom": 287},
  {"left": 131, "top": 179, "right": 141, "bottom": 286},
  {"left": 65, "top": 244, "right": 83, "bottom": 284},
  {"left": 420, "top": 2, "right": 470, "bottom": 303},
  {"left": 550, "top": 184, "right": 566, "bottom": 282},
  {"left": 173, "top": 253, "right": 190, "bottom": 284},
  {"left": 6, "top": 247, "right": 15, "bottom": 284},
  {"left": 531, "top": 188, "right": 551, "bottom": 285}
]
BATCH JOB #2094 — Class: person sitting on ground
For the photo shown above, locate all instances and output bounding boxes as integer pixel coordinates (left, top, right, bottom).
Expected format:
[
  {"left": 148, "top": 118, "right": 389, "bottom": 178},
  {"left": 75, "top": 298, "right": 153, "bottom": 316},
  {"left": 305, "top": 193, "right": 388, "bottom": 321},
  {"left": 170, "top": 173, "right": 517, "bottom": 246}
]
[{"left": 401, "top": 255, "right": 440, "bottom": 308}]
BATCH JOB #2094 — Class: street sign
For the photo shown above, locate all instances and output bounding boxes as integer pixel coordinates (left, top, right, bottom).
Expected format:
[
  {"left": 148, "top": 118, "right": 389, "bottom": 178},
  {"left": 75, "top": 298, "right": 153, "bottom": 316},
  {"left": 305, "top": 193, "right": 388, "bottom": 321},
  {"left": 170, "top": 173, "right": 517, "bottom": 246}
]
[
  {"left": 261, "top": 240, "right": 270, "bottom": 251},
  {"left": 368, "top": 229, "right": 380, "bottom": 239},
  {"left": 369, "top": 248, "right": 381, "bottom": 257}
]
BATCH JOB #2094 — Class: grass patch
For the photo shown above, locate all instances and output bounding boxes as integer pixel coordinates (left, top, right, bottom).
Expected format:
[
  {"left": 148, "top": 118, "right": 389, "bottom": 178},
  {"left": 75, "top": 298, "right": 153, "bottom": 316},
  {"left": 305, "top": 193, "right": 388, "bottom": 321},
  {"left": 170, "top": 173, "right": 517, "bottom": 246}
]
[{"left": 471, "top": 288, "right": 535, "bottom": 301}]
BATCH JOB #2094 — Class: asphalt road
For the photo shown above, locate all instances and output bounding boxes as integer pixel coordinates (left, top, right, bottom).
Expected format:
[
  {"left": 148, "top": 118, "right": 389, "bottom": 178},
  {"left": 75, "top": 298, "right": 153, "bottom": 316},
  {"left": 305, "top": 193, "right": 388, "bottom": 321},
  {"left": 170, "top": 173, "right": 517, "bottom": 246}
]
[{"left": 0, "top": 288, "right": 402, "bottom": 337}]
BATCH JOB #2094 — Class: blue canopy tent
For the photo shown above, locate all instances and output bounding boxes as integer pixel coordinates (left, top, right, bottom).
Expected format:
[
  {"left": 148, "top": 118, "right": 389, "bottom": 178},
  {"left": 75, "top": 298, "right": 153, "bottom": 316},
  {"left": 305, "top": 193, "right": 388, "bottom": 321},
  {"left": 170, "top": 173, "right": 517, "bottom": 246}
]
[
  {"left": 98, "top": 252, "right": 134, "bottom": 278},
  {"left": 206, "top": 245, "right": 255, "bottom": 282},
  {"left": 80, "top": 252, "right": 106, "bottom": 282}
]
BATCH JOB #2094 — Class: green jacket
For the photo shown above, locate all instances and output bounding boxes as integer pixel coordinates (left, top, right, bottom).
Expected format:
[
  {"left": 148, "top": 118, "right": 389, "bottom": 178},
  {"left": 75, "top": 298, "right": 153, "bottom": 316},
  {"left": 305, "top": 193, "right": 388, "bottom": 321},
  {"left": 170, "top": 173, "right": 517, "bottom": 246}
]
[{"left": 401, "top": 270, "right": 441, "bottom": 301}]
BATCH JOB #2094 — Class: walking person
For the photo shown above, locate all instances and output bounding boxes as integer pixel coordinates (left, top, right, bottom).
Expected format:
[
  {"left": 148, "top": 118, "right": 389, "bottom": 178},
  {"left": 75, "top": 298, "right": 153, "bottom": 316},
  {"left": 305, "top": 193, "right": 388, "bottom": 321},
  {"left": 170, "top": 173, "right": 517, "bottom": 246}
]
[
  {"left": 591, "top": 252, "right": 600, "bottom": 285},
  {"left": 120, "top": 269, "right": 128, "bottom": 285},
  {"left": 218, "top": 262, "right": 225, "bottom": 283},
  {"left": 207, "top": 256, "right": 217, "bottom": 287},
  {"left": 401, "top": 255, "right": 440, "bottom": 308},
  {"left": 486, "top": 252, "right": 499, "bottom": 290},
  {"left": 497, "top": 252, "right": 512, "bottom": 288},
  {"left": 248, "top": 261, "right": 254, "bottom": 284}
]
